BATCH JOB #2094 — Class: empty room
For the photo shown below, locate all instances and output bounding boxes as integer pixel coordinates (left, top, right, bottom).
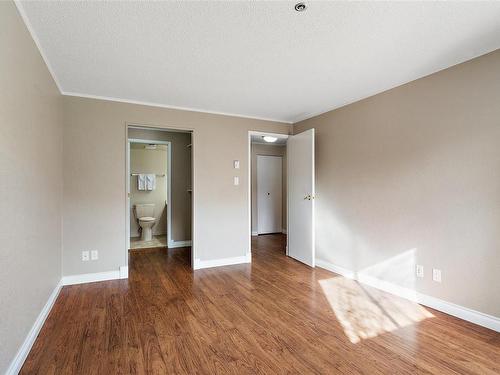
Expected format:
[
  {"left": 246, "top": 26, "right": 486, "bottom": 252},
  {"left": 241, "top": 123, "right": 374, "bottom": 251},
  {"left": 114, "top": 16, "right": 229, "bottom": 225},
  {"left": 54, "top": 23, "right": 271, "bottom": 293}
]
[{"left": 1, "top": 1, "right": 499, "bottom": 374}]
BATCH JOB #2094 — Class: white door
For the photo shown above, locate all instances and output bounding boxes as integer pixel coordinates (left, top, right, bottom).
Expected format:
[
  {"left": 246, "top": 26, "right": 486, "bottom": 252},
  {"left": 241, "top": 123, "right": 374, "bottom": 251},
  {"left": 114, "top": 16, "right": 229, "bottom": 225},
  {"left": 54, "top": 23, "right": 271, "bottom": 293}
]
[
  {"left": 257, "top": 155, "right": 283, "bottom": 234},
  {"left": 287, "top": 128, "right": 315, "bottom": 267}
]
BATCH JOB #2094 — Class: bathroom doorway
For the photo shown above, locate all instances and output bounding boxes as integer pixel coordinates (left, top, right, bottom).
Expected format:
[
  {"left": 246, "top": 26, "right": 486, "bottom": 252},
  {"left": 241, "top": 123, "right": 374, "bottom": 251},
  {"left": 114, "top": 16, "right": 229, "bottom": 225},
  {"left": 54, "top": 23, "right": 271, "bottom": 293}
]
[
  {"left": 126, "top": 125, "right": 193, "bottom": 266},
  {"left": 128, "top": 139, "right": 171, "bottom": 250}
]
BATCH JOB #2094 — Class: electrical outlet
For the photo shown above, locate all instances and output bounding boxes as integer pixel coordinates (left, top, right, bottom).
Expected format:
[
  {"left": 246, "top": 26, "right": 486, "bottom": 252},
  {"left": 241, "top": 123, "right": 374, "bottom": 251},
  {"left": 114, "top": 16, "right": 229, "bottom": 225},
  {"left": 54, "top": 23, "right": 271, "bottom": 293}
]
[
  {"left": 233, "top": 160, "right": 240, "bottom": 169},
  {"left": 416, "top": 264, "right": 424, "bottom": 278},
  {"left": 91, "top": 250, "right": 98, "bottom": 261},
  {"left": 432, "top": 268, "right": 442, "bottom": 283},
  {"left": 233, "top": 176, "right": 239, "bottom": 186},
  {"left": 82, "top": 251, "right": 90, "bottom": 261}
]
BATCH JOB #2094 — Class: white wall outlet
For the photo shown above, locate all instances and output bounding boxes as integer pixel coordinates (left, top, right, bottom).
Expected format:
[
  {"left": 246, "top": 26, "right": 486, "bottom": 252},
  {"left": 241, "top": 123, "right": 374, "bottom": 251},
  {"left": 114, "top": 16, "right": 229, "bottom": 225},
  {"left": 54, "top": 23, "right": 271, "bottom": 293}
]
[
  {"left": 416, "top": 264, "right": 424, "bottom": 278},
  {"left": 82, "top": 250, "right": 90, "bottom": 261},
  {"left": 233, "top": 176, "right": 239, "bottom": 186},
  {"left": 91, "top": 250, "right": 99, "bottom": 260},
  {"left": 432, "top": 268, "right": 442, "bottom": 283},
  {"left": 233, "top": 160, "right": 240, "bottom": 169}
]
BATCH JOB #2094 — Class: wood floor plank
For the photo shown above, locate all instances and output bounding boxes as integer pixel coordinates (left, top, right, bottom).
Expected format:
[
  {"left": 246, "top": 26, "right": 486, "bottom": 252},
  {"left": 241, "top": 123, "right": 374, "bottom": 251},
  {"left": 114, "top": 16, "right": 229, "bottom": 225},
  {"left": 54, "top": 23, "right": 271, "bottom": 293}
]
[{"left": 20, "top": 234, "right": 499, "bottom": 374}]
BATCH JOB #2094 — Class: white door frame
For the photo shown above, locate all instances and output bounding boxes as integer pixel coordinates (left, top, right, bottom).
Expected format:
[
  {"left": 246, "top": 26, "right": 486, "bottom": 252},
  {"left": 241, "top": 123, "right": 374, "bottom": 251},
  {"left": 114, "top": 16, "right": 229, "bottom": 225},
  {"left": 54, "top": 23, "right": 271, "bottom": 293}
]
[
  {"left": 126, "top": 123, "right": 195, "bottom": 270},
  {"left": 128, "top": 138, "right": 172, "bottom": 245},
  {"left": 248, "top": 131, "right": 289, "bottom": 258}
]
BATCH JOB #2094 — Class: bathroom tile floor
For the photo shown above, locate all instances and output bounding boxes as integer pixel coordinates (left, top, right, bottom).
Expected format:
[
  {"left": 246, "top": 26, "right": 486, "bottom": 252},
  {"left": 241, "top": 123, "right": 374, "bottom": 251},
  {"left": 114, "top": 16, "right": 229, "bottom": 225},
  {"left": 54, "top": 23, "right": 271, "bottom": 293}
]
[{"left": 130, "top": 234, "right": 167, "bottom": 250}]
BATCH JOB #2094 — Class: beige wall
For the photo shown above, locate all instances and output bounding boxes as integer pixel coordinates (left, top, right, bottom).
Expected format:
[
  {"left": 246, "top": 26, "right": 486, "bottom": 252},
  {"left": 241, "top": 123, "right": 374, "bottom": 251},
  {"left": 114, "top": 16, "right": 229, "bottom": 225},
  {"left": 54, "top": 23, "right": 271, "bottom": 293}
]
[
  {"left": 62, "top": 96, "right": 290, "bottom": 276},
  {"left": 251, "top": 143, "right": 287, "bottom": 234},
  {"left": 294, "top": 49, "right": 500, "bottom": 317},
  {"left": 130, "top": 144, "right": 168, "bottom": 237},
  {"left": 0, "top": 2, "right": 63, "bottom": 373},
  {"left": 128, "top": 128, "right": 192, "bottom": 241}
]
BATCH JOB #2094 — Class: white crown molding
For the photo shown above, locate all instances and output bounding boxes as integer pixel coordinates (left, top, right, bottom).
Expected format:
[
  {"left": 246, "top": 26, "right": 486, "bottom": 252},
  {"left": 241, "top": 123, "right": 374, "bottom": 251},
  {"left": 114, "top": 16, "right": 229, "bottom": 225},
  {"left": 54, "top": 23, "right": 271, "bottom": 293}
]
[
  {"left": 15, "top": 1, "right": 293, "bottom": 125},
  {"left": 62, "top": 92, "right": 293, "bottom": 124},
  {"left": 6, "top": 280, "right": 63, "bottom": 375},
  {"left": 194, "top": 254, "right": 251, "bottom": 270},
  {"left": 14, "top": 1, "right": 63, "bottom": 93},
  {"left": 316, "top": 259, "right": 500, "bottom": 332}
]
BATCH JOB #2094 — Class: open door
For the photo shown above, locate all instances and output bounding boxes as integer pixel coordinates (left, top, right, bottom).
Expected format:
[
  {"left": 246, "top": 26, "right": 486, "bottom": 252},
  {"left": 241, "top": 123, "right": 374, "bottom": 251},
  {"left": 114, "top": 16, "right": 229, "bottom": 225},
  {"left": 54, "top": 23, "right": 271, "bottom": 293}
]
[{"left": 287, "top": 128, "right": 315, "bottom": 267}]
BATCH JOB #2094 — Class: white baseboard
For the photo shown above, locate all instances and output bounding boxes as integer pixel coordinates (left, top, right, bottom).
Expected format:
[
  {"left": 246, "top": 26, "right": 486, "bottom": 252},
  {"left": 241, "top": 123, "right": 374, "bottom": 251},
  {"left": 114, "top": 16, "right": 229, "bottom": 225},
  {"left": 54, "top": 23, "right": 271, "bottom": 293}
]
[
  {"left": 62, "top": 269, "right": 121, "bottom": 286},
  {"left": 282, "top": 228, "right": 287, "bottom": 234},
  {"left": 168, "top": 239, "right": 192, "bottom": 248},
  {"left": 194, "top": 253, "right": 251, "bottom": 270},
  {"left": 315, "top": 259, "right": 356, "bottom": 279},
  {"left": 316, "top": 259, "right": 500, "bottom": 332},
  {"left": 119, "top": 266, "right": 128, "bottom": 279},
  {"left": 6, "top": 280, "right": 62, "bottom": 375},
  {"left": 251, "top": 231, "right": 258, "bottom": 236}
]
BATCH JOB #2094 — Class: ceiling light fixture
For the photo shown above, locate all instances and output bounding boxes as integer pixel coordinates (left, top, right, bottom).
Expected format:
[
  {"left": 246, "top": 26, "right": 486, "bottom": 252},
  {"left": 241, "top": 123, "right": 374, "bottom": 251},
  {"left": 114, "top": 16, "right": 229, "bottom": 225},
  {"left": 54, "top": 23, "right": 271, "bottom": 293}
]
[
  {"left": 294, "top": 2, "right": 307, "bottom": 12},
  {"left": 263, "top": 136, "right": 278, "bottom": 143}
]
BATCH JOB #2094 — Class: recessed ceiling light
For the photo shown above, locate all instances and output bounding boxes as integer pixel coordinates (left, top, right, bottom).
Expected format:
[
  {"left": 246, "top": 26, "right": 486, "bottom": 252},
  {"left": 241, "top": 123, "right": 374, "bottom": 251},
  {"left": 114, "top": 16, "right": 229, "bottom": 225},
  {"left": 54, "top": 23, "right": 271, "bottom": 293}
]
[
  {"left": 294, "top": 2, "right": 307, "bottom": 12},
  {"left": 263, "top": 136, "right": 278, "bottom": 143}
]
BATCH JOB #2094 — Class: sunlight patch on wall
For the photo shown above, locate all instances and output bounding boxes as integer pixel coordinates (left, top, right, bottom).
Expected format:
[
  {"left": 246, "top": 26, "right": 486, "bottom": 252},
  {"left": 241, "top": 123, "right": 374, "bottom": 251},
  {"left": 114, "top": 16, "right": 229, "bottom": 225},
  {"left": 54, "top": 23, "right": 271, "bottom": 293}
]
[{"left": 319, "top": 276, "right": 434, "bottom": 344}]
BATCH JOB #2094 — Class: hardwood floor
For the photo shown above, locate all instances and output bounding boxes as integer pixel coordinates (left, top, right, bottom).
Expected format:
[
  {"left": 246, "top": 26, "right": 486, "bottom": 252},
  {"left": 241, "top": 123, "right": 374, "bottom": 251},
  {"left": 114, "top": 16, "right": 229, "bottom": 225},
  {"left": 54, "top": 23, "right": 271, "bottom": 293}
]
[{"left": 22, "top": 234, "right": 499, "bottom": 374}]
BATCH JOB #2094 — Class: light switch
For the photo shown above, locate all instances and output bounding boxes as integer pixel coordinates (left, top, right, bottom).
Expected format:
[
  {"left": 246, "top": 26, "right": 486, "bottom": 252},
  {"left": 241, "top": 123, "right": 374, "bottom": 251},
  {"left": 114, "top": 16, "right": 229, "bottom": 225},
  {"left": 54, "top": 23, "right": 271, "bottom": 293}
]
[
  {"left": 233, "top": 176, "right": 239, "bottom": 186},
  {"left": 432, "top": 268, "right": 442, "bottom": 283},
  {"left": 234, "top": 160, "right": 240, "bottom": 169}
]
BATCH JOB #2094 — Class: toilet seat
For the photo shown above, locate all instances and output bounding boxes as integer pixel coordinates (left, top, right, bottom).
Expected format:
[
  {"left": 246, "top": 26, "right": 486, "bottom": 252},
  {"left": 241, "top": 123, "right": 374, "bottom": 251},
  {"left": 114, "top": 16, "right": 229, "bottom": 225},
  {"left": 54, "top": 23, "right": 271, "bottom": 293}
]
[{"left": 139, "top": 216, "right": 155, "bottom": 222}]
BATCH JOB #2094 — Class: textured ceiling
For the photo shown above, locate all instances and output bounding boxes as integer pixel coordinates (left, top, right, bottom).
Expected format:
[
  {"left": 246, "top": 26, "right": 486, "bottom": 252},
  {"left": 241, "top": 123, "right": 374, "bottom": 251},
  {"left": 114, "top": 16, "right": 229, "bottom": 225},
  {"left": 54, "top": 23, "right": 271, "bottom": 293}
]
[{"left": 17, "top": 1, "right": 500, "bottom": 123}]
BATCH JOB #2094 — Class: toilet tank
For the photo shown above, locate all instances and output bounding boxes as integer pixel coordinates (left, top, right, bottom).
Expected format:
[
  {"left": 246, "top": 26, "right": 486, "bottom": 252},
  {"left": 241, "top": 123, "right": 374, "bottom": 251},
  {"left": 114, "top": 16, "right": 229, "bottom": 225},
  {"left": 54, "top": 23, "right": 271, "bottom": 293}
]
[{"left": 135, "top": 203, "right": 155, "bottom": 218}]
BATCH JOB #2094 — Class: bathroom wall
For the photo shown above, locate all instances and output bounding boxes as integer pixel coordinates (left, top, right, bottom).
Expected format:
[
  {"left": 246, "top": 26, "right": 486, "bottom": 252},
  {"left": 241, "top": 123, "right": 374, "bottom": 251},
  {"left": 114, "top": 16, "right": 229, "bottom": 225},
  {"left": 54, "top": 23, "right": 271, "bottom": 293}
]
[
  {"left": 0, "top": 2, "right": 63, "bottom": 373},
  {"left": 294, "top": 49, "right": 500, "bottom": 317},
  {"left": 251, "top": 143, "right": 287, "bottom": 234},
  {"left": 130, "top": 144, "right": 168, "bottom": 237},
  {"left": 128, "top": 128, "right": 192, "bottom": 242}
]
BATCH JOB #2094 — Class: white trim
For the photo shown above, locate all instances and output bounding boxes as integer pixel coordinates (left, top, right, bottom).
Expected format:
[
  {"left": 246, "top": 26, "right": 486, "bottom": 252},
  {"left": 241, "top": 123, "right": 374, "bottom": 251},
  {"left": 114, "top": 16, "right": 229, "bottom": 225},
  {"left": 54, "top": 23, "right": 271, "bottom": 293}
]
[
  {"left": 282, "top": 228, "right": 287, "bottom": 234},
  {"left": 315, "top": 259, "right": 356, "bottom": 279},
  {"left": 119, "top": 266, "right": 129, "bottom": 279},
  {"left": 14, "top": 1, "right": 63, "bottom": 93},
  {"left": 61, "top": 270, "right": 121, "bottom": 286},
  {"left": 126, "top": 137, "right": 131, "bottom": 251},
  {"left": 6, "top": 281, "right": 62, "bottom": 375},
  {"left": 251, "top": 231, "right": 259, "bottom": 236},
  {"left": 168, "top": 240, "right": 192, "bottom": 248},
  {"left": 316, "top": 259, "right": 500, "bottom": 332},
  {"left": 193, "top": 254, "right": 251, "bottom": 270},
  {"left": 63, "top": 92, "right": 292, "bottom": 124}
]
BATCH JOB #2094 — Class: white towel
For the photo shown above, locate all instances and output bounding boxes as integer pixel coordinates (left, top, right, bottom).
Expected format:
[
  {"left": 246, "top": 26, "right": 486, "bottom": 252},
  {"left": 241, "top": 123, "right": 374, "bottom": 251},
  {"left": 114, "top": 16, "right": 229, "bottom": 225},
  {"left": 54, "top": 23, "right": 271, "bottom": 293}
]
[
  {"left": 137, "top": 174, "right": 146, "bottom": 190},
  {"left": 145, "top": 174, "right": 156, "bottom": 191}
]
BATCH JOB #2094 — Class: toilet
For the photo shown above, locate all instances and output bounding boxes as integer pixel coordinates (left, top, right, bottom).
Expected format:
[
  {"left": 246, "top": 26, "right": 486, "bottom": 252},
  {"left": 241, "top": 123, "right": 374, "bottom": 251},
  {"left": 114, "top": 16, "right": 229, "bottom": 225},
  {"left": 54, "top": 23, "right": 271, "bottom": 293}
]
[{"left": 135, "top": 203, "right": 156, "bottom": 241}]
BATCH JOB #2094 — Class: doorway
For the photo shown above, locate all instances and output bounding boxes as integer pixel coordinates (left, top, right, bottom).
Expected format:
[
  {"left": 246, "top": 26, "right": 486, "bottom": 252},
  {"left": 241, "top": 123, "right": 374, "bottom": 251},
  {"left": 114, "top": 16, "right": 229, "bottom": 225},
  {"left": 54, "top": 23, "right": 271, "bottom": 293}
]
[
  {"left": 249, "top": 129, "right": 315, "bottom": 267},
  {"left": 126, "top": 125, "right": 194, "bottom": 269}
]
